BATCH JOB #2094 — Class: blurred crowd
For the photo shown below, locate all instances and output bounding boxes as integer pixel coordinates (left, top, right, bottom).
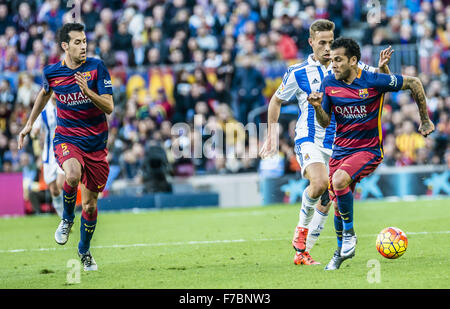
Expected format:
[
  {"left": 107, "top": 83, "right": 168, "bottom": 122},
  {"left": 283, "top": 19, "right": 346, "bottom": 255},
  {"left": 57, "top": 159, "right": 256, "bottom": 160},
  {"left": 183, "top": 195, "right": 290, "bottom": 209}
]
[{"left": 0, "top": 0, "right": 449, "bottom": 193}]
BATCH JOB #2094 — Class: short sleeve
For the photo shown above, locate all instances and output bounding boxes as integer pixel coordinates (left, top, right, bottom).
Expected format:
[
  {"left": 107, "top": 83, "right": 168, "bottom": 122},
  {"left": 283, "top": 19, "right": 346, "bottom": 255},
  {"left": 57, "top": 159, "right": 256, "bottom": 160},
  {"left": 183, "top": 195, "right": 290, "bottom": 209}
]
[
  {"left": 358, "top": 61, "right": 377, "bottom": 73},
  {"left": 320, "top": 79, "right": 332, "bottom": 114},
  {"left": 275, "top": 69, "right": 299, "bottom": 101},
  {"left": 96, "top": 61, "right": 113, "bottom": 95},
  {"left": 372, "top": 72, "right": 404, "bottom": 93}
]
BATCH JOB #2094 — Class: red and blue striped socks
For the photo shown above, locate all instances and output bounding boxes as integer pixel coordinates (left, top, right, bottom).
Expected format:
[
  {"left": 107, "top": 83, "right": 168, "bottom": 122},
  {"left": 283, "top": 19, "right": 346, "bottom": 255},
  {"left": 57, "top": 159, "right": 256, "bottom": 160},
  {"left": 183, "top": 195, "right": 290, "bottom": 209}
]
[
  {"left": 78, "top": 208, "right": 97, "bottom": 254},
  {"left": 62, "top": 181, "right": 77, "bottom": 222},
  {"left": 335, "top": 187, "right": 354, "bottom": 232}
]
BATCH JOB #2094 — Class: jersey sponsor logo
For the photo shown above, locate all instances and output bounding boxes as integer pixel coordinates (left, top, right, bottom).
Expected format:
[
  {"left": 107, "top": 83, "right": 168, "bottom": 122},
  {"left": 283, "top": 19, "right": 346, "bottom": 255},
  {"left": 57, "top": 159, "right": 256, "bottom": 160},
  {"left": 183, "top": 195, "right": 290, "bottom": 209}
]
[
  {"left": 359, "top": 88, "right": 369, "bottom": 99},
  {"left": 312, "top": 78, "right": 320, "bottom": 84},
  {"left": 56, "top": 91, "right": 91, "bottom": 106},
  {"left": 335, "top": 105, "right": 367, "bottom": 119},
  {"left": 97, "top": 183, "right": 106, "bottom": 189},
  {"left": 389, "top": 75, "right": 397, "bottom": 87},
  {"left": 104, "top": 79, "right": 112, "bottom": 87},
  {"left": 331, "top": 89, "right": 341, "bottom": 94},
  {"left": 54, "top": 79, "right": 64, "bottom": 85}
]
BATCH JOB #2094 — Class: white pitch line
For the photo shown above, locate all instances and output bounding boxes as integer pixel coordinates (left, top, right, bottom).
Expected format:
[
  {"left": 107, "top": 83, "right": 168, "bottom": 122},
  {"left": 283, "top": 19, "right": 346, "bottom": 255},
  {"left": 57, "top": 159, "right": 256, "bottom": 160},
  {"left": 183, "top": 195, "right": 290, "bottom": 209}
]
[{"left": 0, "top": 231, "right": 449, "bottom": 254}]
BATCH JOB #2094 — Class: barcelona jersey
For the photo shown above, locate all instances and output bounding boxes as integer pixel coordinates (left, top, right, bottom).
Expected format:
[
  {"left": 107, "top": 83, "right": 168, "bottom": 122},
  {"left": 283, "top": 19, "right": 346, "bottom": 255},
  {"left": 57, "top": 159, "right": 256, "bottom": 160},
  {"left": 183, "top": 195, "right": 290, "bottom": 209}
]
[
  {"left": 275, "top": 54, "right": 377, "bottom": 151},
  {"left": 42, "top": 57, "right": 113, "bottom": 153},
  {"left": 321, "top": 68, "right": 404, "bottom": 160}
]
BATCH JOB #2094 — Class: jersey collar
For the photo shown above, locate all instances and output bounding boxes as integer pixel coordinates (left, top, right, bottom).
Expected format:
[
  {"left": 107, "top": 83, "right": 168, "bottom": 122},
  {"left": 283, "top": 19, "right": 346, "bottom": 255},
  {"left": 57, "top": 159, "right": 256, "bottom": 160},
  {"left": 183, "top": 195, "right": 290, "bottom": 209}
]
[
  {"left": 61, "top": 58, "right": 86, "bottom": 69},
  {"left": 307, "top": 54, "right": 333, "bottom": 72}
]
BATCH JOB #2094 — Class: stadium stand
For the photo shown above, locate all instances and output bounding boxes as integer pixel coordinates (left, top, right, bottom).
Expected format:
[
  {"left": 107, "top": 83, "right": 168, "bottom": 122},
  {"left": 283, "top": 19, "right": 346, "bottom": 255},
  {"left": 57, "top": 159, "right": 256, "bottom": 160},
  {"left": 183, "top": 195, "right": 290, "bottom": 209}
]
[{"left": 0, "top": 0, "right": 449, "bottom": 213}]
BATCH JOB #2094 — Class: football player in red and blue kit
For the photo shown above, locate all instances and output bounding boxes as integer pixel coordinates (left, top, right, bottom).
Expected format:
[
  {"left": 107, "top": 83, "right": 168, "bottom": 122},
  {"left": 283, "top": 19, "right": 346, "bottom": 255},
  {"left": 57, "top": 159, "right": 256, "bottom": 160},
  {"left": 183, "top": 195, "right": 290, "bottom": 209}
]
[
  {"left": 307, "top": 38, "right": 435, "bottom": 270},
  {"left": 19, "top": 23, "right": 114, "bottom": 271}
]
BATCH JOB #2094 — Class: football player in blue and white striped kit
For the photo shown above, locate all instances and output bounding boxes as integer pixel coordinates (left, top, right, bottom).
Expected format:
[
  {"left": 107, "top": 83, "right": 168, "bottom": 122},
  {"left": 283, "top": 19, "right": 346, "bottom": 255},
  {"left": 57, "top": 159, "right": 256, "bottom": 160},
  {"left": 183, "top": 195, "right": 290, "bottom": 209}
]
[
  {"left": 32, "top": 97, "right": 65, "bottom": 218},
  {"left": 260, "top": 19, "right": 393, "bottom": 265}
]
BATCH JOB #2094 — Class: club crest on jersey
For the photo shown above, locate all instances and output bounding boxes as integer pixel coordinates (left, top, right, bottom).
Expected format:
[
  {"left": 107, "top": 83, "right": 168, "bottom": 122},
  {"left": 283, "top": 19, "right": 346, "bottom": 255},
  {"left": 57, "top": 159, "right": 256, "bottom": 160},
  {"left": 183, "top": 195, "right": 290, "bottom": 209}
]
[
  {"left": 81, "top": 72, "right": 92, "bottom": 81},
  {"left": 359, "top": 88, "right": 369, "bottom": 99}
]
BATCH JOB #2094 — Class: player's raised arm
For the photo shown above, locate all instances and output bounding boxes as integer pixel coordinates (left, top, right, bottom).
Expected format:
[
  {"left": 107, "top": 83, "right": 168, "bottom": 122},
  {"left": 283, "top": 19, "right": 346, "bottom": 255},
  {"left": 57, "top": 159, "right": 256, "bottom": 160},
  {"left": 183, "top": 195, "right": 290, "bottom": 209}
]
[
  {"left": 377, "top": 46, "right": 394, "bottom": 74},
  {"left": 18, "top": 88, "right": 53, "bottom": 149},
  {"left": 307, "top": 92, "right": 330, "bottom": 128},
  {"left": 400, "top": 76, "right": 435, "bottom": 137}
]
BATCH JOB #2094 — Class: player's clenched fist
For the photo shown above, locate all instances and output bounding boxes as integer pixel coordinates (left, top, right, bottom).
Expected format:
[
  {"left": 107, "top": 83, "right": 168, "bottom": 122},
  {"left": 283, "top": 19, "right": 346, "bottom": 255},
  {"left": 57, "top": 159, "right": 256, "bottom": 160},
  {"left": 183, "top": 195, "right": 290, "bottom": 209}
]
[
  {"left": 418, "top": 118, "right": 435, "bottom": 137},
  {"left": 307, "top": 92, "right": 323, "bottom": 107}
]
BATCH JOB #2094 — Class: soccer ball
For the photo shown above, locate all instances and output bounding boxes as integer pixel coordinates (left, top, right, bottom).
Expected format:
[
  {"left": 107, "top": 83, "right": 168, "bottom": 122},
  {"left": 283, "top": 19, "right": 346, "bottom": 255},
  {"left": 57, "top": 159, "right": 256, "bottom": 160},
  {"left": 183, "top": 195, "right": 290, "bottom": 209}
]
[{"left": 376, "top": 227, "right": 408, "bottom": 259}]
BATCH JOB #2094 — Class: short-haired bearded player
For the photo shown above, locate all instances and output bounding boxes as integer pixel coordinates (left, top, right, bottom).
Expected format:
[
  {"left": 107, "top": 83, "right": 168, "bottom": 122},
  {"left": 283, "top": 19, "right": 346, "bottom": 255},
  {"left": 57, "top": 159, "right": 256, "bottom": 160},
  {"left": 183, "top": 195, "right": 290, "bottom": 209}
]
[
  {"left": 307, "top": 37, "right": 434, "bottom": 270},
  {"left": 260, "top": 19, "right": 394, "bottom": 265},
  {"left": 18, "top": 23, "right": 114, "bottom": 271}
]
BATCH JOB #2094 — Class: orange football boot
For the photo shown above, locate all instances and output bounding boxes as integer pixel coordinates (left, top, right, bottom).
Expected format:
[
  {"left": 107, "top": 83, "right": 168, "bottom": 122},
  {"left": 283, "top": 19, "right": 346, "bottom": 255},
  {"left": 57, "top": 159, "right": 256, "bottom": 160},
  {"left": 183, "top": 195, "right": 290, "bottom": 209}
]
[
  {"left": 292, "top": 227, "right": 308, "bottom": 252},
  {"left": 294, "top": 251, "right": 320, "bottom": 265}
]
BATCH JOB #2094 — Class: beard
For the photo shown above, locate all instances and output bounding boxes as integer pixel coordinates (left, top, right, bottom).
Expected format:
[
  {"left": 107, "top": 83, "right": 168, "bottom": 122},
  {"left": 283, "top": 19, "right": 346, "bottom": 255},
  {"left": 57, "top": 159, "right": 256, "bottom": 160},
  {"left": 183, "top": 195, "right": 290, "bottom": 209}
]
[{"left": 336, "top": 67, "right": 351, "bottom": 81}]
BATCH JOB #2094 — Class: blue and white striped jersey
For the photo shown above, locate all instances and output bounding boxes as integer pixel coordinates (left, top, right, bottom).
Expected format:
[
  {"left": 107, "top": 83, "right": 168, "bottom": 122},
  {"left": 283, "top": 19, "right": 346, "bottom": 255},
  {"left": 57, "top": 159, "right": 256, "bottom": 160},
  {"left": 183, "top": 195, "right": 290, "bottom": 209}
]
[
  {"left": 33, "top": 101, "right": 58, "bottom": 164},
  {"left": 275, "top": 54, "right": 376, "bottom": 150}
]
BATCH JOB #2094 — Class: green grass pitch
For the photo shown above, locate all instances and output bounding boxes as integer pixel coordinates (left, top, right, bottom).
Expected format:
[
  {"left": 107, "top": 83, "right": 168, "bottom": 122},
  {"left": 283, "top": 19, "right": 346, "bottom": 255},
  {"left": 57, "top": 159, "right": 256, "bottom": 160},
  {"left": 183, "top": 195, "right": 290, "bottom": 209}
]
[{"left": 0, "top": 198, "right": 449, "bottom": 289}]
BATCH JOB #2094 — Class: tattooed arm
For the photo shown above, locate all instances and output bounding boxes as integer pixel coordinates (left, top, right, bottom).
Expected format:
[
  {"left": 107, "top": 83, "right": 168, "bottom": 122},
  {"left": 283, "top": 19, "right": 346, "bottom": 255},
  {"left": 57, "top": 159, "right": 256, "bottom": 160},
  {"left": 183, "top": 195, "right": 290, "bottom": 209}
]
[{"left": 401, "top": 76, "right": 435, "bottom": 137}]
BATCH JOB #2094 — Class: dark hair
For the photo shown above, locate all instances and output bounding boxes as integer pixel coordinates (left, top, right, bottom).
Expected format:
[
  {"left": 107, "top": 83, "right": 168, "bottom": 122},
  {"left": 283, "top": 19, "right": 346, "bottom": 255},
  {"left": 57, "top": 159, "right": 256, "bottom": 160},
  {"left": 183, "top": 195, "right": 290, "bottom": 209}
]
[
  {"left": 331, "top": 37, "right": 361, "bottom": 62},
  {"left": 57, "top": 23, "right": 85, "bottom": 48}
]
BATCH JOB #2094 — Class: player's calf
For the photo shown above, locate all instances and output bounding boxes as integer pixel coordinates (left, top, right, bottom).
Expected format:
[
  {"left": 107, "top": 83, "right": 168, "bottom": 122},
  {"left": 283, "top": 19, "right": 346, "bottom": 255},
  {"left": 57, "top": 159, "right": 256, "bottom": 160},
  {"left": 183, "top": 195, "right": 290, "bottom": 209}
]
[
  {"left": 306, "top": 190, "right": 331, "bottom": 251},
  {"left": 78, "top": 206, "right": 98, "bottom": 255},
  {"left": 308, "top": 176, "right": 329, "bottom": 200},
  {"left": 334, "top": 186, "right": 357, "bottom": 257},
  {"left": 62, "top": 181, "right": 77, "bottom": 222}
]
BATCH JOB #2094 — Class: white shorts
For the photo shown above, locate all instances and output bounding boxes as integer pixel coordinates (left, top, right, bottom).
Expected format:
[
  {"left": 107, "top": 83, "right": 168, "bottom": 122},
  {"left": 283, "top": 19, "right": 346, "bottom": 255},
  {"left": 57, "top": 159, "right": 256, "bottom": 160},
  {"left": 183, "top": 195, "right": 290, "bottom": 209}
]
[
  {"left": 294, "top": 142, "right": 332, "bottom": 178},
  {"left": 43, "top": 161, "right": 65, "bottom": 185}
]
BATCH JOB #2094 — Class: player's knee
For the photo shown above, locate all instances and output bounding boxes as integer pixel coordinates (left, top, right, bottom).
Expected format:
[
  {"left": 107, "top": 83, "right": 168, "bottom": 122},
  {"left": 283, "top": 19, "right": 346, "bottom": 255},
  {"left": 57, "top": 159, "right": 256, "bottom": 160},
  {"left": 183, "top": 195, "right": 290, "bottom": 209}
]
[
  {"left": 332, "top": 170, "right": 350, "bottom": 191},
  {"left": 309, "top": 178, "right": 329, "bottom": 198},
  {"left": 65, "top": 174, "right": 81, "bottom": 187},
  {"left": 64, "top": 167, "right": 81, "bottom": 187},
  {"left": 63, "top": 160, "right": 82, "bottom": 186}
]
